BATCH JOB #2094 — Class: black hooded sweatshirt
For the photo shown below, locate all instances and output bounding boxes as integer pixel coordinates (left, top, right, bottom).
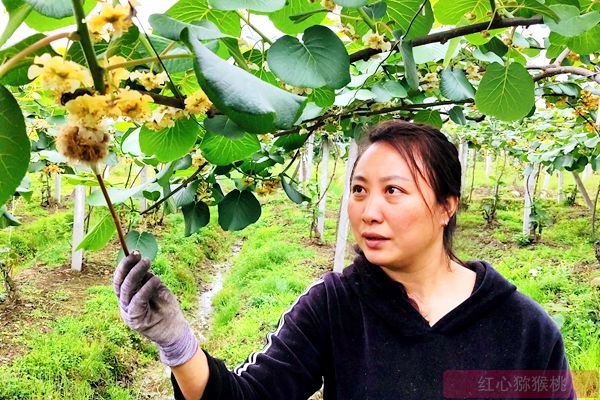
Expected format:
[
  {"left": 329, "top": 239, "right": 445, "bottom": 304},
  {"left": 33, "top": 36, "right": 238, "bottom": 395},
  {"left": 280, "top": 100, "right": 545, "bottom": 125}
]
[{"left": 172, "top": 257, "right": 575, "bottom": 399}]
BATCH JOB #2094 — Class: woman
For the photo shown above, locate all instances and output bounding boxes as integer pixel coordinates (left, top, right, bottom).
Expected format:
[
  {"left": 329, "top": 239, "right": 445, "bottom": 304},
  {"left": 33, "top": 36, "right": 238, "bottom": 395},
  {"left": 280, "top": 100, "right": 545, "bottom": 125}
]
[{"left": 114, "top": 120, "right": 575, "bottom": 399}]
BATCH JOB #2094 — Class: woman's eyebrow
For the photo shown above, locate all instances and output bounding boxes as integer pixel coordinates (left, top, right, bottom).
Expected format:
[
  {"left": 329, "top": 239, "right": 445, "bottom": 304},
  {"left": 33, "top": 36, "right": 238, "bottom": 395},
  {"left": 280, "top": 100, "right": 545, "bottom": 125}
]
[{"left": 352, "top": 174, "right": 410, "bottom": 182}]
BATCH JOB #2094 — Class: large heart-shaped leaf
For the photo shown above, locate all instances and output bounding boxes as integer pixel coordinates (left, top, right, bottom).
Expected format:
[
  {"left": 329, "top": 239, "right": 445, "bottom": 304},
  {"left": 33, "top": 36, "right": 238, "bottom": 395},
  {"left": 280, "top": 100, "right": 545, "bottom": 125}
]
[
  {"left": 167, "top": 0, "right": 241, "bottom": 37},
  {"left": 0, "top": 0, "right": 33, "bottom": 48},
  {"left": 440, "top": 68, "right": 475, "bottom": 101},
  {"left": 433, "top": 0, "right": 491, "bottom": 25},
  {"left": 0, "top": 85, "right": 29, "bottom": 207},
  {"left": 76, "top": 213, "right": 116, "bottom": 251},
  {"left": 209, "top": 0, "right": 285, "bottom": 12},
  {"left": 544, "top": 5, "right": 600, "bottom": 37},
  {"left": 400, "top": 40, "right": 419, "bottom": 90},
  {"left": 217, "top": 189, "right": 261, "bottom": 231},
  {"left": 182, "top": 201, "right": 210, "bottom": 236},
  {"left": 342, "top": 0, "right": 433, "bottom": 40},
  {"left": 281, "top": 174, "right": 310, "bottom": 204},
  {"left": 475, "top": 62, "right": 534, "bottom": 121},
  {"left": 334, "top": 0, "right": 368, "bottom": 6},
  {"left": 0, "top": 33, "right": 58, "bottom": 86},
  {"left": 24, "top": 0, "right": 72, "bottom": 18},
  {"left": 184, "top": 32, "right": 307, "bottom": 134},
  {"left": 87, "top": 182, "right": 158, "bottom": 206},
  {"left": 24, "top": 0, "right": 96, "bottom": 32},
  {"left": 413, "top": 110, "right": 443, "bottom": 129},
  {"left": 148, "top": 14, "right": 231, "bottom": 41},
  {"left": 267, "top": 25, "right": 350, "bottom": 89},
  {"left": 201, "top": 116, "right": 261, "bottom": 165},
  {"left": 567, "top": 25, "right": 600, "bottom": 54},
  {"left": 117, "top": 231, "right": 159, "bottom": 262},
  {"left": 270, "top": 0, "right": 327, "bottom": 35},
  {"left": 140, "top": 118, "right": 200, "bottom": 163}
]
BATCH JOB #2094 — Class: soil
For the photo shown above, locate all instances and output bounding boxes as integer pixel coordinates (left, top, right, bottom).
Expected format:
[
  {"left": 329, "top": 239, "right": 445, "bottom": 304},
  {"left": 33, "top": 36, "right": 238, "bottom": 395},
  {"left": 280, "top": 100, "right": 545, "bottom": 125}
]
[{"left": 0, "top": 241, "right": 116, "bottom": 364}]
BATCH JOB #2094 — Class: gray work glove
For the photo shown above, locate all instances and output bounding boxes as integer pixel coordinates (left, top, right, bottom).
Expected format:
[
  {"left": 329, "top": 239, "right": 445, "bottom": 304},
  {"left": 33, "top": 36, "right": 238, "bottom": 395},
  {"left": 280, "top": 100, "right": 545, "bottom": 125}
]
[{"left": 113, "top": 251, "right": 198, "bottom": 367}]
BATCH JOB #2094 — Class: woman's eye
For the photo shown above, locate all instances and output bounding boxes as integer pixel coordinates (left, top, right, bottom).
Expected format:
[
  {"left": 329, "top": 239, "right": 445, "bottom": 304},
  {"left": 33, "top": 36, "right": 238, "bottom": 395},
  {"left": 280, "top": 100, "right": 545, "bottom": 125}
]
[
  {"left": 351, "top": 185, "right": 364, "bottom": 194},
  {"left": 386, "top": 186, "right": 402, "bottom": 195}
]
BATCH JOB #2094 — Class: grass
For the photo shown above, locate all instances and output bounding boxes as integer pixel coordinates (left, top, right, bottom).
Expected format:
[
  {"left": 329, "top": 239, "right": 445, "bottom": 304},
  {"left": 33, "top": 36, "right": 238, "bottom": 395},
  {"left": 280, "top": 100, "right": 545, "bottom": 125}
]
[{"left": 1, "top": 152, "right": 599, "bottom": 398}]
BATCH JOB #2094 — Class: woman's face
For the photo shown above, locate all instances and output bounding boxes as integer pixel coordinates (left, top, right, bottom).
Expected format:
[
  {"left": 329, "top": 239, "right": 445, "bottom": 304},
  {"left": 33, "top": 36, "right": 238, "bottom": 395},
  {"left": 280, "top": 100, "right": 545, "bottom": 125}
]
[{"left": 348, "top": 142, "right": 452, "bottom": 270}]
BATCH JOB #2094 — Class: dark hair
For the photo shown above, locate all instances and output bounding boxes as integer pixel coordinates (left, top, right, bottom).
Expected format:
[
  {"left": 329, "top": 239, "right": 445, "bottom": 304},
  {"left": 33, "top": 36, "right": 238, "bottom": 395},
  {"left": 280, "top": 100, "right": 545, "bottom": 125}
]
[{"left": 350, "top": 120, "right": 464, "bottom": 266}]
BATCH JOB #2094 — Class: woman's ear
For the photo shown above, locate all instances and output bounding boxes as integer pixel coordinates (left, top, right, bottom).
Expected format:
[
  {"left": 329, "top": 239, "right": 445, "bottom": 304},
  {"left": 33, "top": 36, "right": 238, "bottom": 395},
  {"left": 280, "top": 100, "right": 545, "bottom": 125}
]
[{"left": 441, "top": 195, "right": 459, "bottom": 225}]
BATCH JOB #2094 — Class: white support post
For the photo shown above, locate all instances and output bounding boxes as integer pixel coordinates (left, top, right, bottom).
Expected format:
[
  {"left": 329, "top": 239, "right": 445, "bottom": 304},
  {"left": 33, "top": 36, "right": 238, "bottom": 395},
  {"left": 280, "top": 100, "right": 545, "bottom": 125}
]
[
  {"left": 103, "top": 166, "right": 110, "bottom": 179},
  {"left": 71, "top": 185, "right": 86, "bottom": 271},
  {"left": 582, "top": 164, "right": 593, "bottom": 181},
  {"left": 459, "top": 141, "right": 468, "bottom": 197},
  {"left": 139, "top": 166, "right": 148, "bottom": 212},
  {"left": 334, "top": 141, "right": 358, "bottom": 273},
  {"left": 557, "top": 171, "right": 564, "bottom": 203},
  {"left": 522, "top": 164, "right": 538, "bottom": 235},
  {"left": 54, "top": 173, "right": 61, "bottom": 204},
  {"left": 304, "top": 135, "right": 314, "bottom": 186},
  {"left": 542, "top": 170, "right": 551, "bottom": 197},
  {"left": 316, "top": 138, "right": 329, "bottom": 241},
  {"left": 485, "top": 150, "right": 493, "bottom": 179}
]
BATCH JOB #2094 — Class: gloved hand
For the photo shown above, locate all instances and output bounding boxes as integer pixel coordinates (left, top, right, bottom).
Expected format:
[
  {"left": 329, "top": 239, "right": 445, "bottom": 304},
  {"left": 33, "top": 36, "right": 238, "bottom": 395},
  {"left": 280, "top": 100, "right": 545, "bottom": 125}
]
[{"left": 113, "top": 251, "right": 198, "bottom": 367}]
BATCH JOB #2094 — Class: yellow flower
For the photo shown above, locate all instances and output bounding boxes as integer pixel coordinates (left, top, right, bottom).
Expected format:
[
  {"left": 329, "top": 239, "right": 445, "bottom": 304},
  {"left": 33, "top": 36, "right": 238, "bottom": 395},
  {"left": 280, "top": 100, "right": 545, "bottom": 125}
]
[
  {"left": 43, "top": 164, "right": 64, "bottom": 175},
  {"left": 101, "top": 56, "right": 130, "bottom": 88},
  {"left": 56, "top": 124, "right": 110, "bottom": 167},
  {"left": 241, "top": 176, "right": 255, "bottom": 186},
  {"left": 109, "top": 89, "right": 153, "bottom": 122},
  {"left": 196, "top": 181, "right": 214, "bottom": 204},
  {"left": 88, "top": 2, "right": 133, "bottom": 41},
  {"left": 27, "top": 53, "right": 93, "bottom": 95},
  {"left": 362, "top": 31, "right": 391, "bottom": 52},
  {"left": 191, "top": 149, "right": 211, "bottom": 172},
  {"left": 65, "top": 94, "right": 109, "bottom": 128},
  {"left": 145, "top": 105, "right": 185, "bottom": 131},
  {"left": 184, "top": 90, "right": 212, "bottom": 115},
  {"left": 129, "top": 70, "right": 169, "bottom": 91},
  {"left": 321, "top": 0, "right": 336, "bottom": 11}
]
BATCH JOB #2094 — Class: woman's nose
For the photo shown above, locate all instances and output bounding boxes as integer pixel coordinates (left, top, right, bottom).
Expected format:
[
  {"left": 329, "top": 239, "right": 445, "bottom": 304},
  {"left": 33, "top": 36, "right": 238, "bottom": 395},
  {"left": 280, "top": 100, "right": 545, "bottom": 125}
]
[{"left": 361, "top": 195, "right": 384, "bottom": 224}]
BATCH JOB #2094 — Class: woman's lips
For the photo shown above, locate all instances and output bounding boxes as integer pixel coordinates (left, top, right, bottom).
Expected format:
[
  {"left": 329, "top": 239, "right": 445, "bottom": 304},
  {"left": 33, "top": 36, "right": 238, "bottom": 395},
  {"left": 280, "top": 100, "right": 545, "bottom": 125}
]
[{"left": 364, "top": 238, "right": 388, "bottom": 249}]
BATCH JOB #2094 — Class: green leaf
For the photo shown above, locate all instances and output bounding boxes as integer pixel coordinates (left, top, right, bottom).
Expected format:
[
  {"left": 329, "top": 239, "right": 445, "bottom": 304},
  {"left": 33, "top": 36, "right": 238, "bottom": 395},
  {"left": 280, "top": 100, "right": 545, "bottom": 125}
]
[
  {"left": 474, "top": 62, "right": 534, "bottom": 121},
  {"left": 335, "top": 0, "right": 368, "bottom": 6},
  {"left": 448, "top": 106, "right": 467, "bottom": 125},
  {"left": 87, "top": 182, "right": 157, "bottom": 206},
  {"left": 77, "top": 213, "right": 116, "bottom": 251},
  {"left": 273, "top": 133, "right": 308, "bottom": 152},
  {"left": 184, "top": 33, "right": 307, "bottom": 134},
  {"left": 167, "top": 0, "right": 241, "bottom": 37},
  {"left": 440, "top": 68, "right": 475, "bottom": 101},
  {"left": 182, "top": 201, "right": 210, "bottom": 236},
  {"left": 371, "top": 80, "right": 408, "bottom": 102},
  {"left": 386, "top": 0, "right": 433, "bottom": 39},
  {"left": 567, "top": 25, "right": 600, "bottom": 54},
  {"left": 0, "top": 85, "right": 29, "bottom": 207},
  {"left": 140, "top": 118, "right": 200, "bottom": 163},
  {"left": 544, "top": 5, "right": 600, "bottom": 37},
  {"left": 521, "top": 0, "right": 560, "bottom": 21},
  {"left": 400, "top": 40, "right": 419, "bottom": 90},
  {"left": 270, "top": 0, "right": 327, "bottom": 35},
  {"left": 201, "top": 116, "right": 261, "bottom": 165},
  {"left": 267, "top": 25, "right": 350, "bottom": 89},
  {"left": 0, "top": 33, "right": 58, "bottom": 86},
  {"left": 280, "top": 174, "right": 310, "bottom": 204},
  {"left": 171, "top": 181, "right": 199, "bottom": 208},
  {"left": 148, "top": 14, "right": 231, "bottom": 41},
  {"left": 433, "top": 0, "right": 491, "bottom": 25},
  {"left": 23, "top": 0, "right": 72, "bottom": 18},
  {"left": 117, "top": 231, "right": 159, "bottom": 263},
  {"left": 24, "top": 0, "right": 96, "bottom": 32},
  {"left": 413, "top": 109, "right": 443, "bottom": 129},
  {"left": 209, "top": 0, "right": 285, "bottom": 12},
  {"left": 311, "top": 87, "right": 336, "bottom": 108},
  {"left": 0, "top": 206, "right": 21, "bottom": 228},
  {"left": 217, "top": 189, "right": 261, "bottom": 231},
  {"left": 0, "top": 0, "right": 33, "bottom": 48}
]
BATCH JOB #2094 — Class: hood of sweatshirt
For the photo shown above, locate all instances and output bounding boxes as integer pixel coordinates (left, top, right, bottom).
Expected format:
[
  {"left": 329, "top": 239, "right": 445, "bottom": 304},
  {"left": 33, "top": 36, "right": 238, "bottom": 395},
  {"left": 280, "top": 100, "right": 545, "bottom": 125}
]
[{"left": 342, "top": 254, "right": 517, "bottom": 337}]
